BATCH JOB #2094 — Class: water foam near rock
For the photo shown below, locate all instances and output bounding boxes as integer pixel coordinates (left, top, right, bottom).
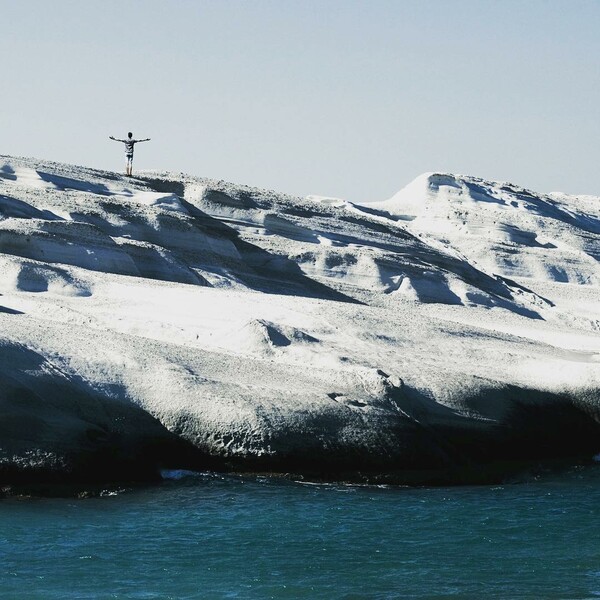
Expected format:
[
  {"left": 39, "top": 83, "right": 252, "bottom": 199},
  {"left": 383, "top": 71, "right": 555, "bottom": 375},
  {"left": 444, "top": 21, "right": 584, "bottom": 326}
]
[{"left": 0, "top": 155, "right": 599, "bottom": 488}]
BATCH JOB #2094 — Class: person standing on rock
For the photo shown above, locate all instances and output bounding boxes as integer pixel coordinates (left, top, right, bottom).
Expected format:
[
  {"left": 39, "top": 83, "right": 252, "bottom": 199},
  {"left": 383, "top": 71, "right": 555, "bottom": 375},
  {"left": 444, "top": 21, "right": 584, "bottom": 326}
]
[{"left": 109, "top": 132, "right": 151, "bottom": 176}]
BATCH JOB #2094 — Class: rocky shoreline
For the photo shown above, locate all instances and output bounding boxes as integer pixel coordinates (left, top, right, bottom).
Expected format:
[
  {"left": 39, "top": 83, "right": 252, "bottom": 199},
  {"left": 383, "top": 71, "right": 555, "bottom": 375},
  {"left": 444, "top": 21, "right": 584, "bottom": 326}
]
[{"left": 0, "top": 156, "right": 598, "bottom": 493}]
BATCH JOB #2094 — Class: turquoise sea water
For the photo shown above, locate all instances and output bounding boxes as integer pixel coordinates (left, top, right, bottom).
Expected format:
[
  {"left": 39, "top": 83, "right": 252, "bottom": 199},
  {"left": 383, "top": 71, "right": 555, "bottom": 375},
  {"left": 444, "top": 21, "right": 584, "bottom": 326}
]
[{"left": 1, "top": 465, "right": 599, "bottom": 599}]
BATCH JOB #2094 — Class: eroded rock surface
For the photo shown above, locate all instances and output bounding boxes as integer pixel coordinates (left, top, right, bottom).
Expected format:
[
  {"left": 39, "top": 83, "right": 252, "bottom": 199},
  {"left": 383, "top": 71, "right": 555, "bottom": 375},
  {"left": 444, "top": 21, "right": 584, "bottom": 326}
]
[{"left": 0, "top": 156, "right": 599, "bottom": 487}]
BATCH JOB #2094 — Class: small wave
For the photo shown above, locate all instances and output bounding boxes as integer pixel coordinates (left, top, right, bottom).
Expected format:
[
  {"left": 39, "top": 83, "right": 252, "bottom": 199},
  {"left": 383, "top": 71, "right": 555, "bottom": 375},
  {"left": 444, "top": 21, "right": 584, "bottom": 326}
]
[{"left": 294, "top": 480, "right": 395, "bottom": 492}]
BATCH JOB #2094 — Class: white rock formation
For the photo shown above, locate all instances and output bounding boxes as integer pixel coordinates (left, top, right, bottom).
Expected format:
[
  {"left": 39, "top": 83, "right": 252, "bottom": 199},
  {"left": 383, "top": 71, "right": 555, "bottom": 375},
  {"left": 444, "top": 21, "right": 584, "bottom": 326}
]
[{"left": 0, "top": 157, "right": 598, "bottom": 486}]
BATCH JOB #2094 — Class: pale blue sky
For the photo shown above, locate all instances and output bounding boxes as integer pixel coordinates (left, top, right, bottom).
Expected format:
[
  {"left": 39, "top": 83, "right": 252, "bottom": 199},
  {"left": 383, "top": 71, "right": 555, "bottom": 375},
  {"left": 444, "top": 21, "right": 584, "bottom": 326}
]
[{"left": 2, "top": 0, "right": 599, "bottom": 201}]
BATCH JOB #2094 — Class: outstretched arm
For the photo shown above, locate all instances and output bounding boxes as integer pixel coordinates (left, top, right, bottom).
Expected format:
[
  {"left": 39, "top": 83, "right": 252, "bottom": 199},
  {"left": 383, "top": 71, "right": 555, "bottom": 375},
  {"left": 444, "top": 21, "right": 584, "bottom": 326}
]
[
  {"left": 109, "top": 136, "right": 126, "bottom": 142},
  {"left": 137, "top": 138, "right": 151, "bottom": 143}
]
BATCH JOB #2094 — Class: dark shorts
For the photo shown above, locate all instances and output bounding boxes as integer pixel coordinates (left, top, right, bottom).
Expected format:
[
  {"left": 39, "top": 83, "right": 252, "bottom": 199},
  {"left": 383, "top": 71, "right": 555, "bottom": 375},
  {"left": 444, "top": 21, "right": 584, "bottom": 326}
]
[{"left": 126, "top": 154, "right": 134, "bottom": 162}]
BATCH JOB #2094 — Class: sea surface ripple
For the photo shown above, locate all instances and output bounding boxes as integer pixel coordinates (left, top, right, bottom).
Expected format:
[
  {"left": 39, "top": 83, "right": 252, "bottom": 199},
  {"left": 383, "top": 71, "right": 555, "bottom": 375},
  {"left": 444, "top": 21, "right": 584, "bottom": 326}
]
[{"left": 1, "top": 465, "right": 599, "bottom": 599}]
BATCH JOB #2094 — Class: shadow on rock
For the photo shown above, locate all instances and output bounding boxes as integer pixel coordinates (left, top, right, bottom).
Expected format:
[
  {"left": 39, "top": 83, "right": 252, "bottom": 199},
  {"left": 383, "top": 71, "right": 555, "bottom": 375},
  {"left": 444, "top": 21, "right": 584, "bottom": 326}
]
[
  {"left": 175, "top": 191, "right": 363, "bottom": 304},
  {"left": 0, "top": 342, "right": 224, "bottom": 491}
]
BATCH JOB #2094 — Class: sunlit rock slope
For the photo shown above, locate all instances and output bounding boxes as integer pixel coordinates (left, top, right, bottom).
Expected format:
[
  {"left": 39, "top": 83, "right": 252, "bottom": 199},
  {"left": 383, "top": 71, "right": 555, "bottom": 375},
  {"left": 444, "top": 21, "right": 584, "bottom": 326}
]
[{"left": 0, "top": 156, "right": 599, "bottom": 487}]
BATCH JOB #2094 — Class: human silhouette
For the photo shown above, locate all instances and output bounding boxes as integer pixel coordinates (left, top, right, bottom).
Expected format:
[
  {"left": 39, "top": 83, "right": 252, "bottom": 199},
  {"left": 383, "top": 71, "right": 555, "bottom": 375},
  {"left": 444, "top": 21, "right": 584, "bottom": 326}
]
[{"left": 109, "top": 132, "right": 151, "bottom": 176}]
